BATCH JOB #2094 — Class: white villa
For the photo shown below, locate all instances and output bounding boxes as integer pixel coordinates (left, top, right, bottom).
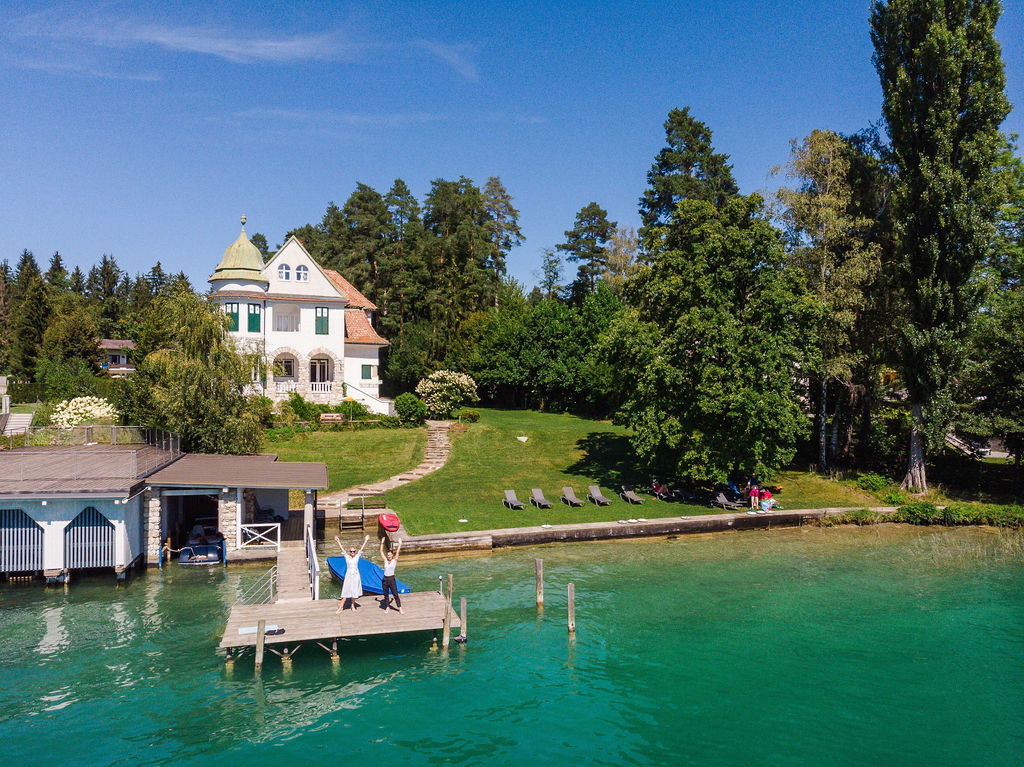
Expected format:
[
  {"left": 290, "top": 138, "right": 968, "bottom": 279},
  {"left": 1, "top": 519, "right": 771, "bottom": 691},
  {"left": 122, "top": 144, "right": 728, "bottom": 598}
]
[{"left": 209, "top": 217, "right": 392, "bottom": 414}]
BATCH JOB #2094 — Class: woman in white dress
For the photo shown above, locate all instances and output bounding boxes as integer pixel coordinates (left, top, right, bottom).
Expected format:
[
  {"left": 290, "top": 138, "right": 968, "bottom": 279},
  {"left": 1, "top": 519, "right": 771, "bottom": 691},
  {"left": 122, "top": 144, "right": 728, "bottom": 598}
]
[{"left": 335, "top": 535, "right": 370, "bottom": 612}]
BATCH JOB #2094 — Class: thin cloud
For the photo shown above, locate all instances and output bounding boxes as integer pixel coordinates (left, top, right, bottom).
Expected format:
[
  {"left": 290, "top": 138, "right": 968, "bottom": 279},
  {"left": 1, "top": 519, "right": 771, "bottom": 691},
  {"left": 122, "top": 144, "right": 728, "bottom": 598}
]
[
  {"left": 232, "top": 109, "right": 449, "bottom": 129},
  {"left": 10, "top": 11, "right": 363, "bottom": 65},
  {"left": 414, "top": 40, "right": 480, "bottom": 82}
]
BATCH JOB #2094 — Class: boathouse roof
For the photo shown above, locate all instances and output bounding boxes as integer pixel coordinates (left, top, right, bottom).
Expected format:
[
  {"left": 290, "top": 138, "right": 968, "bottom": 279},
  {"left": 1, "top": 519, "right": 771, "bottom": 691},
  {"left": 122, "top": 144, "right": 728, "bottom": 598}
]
[{"left": 146, "top": 453, "right": 328, "bottom": 490}]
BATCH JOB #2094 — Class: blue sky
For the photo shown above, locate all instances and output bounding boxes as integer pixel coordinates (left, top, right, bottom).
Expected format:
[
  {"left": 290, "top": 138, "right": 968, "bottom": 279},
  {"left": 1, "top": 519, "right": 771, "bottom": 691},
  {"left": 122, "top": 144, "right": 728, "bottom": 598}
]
[{"left": 1, "top": 0, "right": 1021, "bottom": 289}]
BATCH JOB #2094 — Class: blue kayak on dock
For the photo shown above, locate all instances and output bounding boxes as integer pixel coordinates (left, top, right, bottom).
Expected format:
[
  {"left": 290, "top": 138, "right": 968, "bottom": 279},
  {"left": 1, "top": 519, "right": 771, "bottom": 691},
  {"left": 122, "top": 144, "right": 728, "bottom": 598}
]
[{"left": 326, "top": 556, "right": 411, "bottom": 595}]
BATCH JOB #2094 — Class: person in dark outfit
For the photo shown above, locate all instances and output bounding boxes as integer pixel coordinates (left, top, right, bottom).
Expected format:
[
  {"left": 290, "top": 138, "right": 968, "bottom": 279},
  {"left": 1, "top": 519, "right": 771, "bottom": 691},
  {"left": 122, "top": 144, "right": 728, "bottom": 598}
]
[{"left": 379, "top": 537, "right": 403, "bottom": 613}]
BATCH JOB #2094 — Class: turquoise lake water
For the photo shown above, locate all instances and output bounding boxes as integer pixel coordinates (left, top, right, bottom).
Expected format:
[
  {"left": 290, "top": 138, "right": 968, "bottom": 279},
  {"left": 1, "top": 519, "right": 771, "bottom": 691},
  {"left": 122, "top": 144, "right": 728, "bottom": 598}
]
[{"left": 1, "top": 526, "right": 1023, "bottom": 766}]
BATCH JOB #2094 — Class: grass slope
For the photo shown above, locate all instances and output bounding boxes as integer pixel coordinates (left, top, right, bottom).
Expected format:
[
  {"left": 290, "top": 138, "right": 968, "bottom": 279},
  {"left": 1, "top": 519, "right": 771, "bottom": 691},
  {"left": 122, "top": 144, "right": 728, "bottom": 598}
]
[
  {"left": 388, "top": 409, "right": 712, "bottom": 535},
  {"left": 388, "top": 409, "right": 880, "bottom": 535},
  {"left": 267, "top": 428, "right": 427, "bottom": 493}
]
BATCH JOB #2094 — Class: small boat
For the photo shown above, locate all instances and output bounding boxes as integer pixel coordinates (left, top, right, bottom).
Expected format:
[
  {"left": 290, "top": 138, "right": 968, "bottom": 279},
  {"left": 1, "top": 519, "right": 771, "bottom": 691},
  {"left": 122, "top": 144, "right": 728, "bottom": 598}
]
[
  {"left": 179, "top": 541, "right": 223, "bottom": 566},
  {"left": 378, "top": 512, "right": 401, "bottom": 532},
  {"left": 326, "top": 556, "right": 411, "bottom": 595}
]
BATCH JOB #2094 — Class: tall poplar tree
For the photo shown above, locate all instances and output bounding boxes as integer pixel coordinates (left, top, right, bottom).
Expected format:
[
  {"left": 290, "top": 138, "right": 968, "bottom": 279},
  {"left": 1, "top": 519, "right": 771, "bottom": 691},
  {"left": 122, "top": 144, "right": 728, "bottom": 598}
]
[{"left": 871, "top": 0, "right": 1011, "bottom": 491}]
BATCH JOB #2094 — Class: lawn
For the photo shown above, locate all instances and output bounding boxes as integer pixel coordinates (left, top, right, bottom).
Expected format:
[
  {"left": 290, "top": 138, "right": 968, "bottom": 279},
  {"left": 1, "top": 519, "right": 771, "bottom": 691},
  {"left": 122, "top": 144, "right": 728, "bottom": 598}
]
[
  {"left": 9, "top": 403, "right": 38, "bottom": 415},
  {"left": 266, "top": 427, "right": 427, "bottom": 495},
  {"left": 387, "top": 409, "right": 884, "bottom": 535}
]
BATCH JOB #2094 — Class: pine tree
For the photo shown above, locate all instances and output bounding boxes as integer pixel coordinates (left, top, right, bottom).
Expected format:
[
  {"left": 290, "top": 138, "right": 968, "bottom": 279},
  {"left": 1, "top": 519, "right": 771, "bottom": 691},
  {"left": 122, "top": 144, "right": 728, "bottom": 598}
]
[
  {"left": 44, "top": 252, "right": 68, "bottom": 291},
  {"left": 0, "top": 260, "right": 11, "bottom": 373},
  {"left": 12, "top": 274, "right": 49, "bottom": 379},
  {"left": 556, "top": 202, "right": 616, "bottom": 297},
  {"left": 69, "top": 266, "right": 86, "bottom": 294},
  {"left": 871, "top": 0, "right": 1011, "bottom": 491},
  {"left": 381, "top": 179, "right": 428, "bottom": 336},
  {"left": 333, "top": 183, "right": 390, "bottom": 301},
  {"left": 482, "top": 176, "right": 524, "bottom": 307},
  {"left": 639, "top": 107, "right": 739, "bottom": 230}
]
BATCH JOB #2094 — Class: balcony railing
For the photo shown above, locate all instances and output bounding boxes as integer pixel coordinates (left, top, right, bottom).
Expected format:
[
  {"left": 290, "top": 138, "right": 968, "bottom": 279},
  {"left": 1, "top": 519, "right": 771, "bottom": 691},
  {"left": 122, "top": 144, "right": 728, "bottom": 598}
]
[
  {"left": 275, "top": 380, "right": 298, "bottom": 394},
  {"left": 310, "top": 382, "right": 333, "bottom": 394}
]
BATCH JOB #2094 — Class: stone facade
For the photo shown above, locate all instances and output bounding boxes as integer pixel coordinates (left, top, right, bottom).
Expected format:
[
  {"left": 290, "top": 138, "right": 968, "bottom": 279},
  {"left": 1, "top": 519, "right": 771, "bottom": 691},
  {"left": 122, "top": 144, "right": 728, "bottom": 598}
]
[
  {"left": 218, "top": 492, "right": 238, "bottom": 550},
  {"left": 142, "top": 488, "right": 163, "bottom": 564}
]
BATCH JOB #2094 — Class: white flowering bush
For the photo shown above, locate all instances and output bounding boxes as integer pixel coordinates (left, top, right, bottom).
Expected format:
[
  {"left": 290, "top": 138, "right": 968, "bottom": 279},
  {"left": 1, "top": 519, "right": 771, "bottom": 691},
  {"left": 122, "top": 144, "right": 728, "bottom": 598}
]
[
  {"left": 50, "top": 396, "right": 119, "bottom": 428},
  {"left": 414, "top": 371, "right": 479, "bottom": 418}
]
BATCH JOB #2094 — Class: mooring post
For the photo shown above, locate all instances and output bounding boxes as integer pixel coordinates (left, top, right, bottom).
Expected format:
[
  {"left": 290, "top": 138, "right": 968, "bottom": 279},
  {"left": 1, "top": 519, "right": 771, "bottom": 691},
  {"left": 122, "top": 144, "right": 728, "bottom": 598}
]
[
  {"left": 255, "top": 619, "right": 266, "bottom": 670},
  {"left": 459, "top": 596, "right": 467, "bottom": 642},
  {"left": 535, "top": 558, "right": 544, "bottom": 610},
  {"left": 441, "top": 573, "right": 453, "bottom": 650},
  {"left": 568, "top": 583, "right": 576, "bottom": 635}
]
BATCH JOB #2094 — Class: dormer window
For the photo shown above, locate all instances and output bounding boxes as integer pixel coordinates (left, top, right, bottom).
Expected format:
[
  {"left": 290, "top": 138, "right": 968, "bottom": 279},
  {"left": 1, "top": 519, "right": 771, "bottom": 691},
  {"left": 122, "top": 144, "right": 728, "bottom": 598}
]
[
  {"left": 278, "top": 264, "right": 290, "bottom": 281},
  {"left": 296, "top": 265, "right": 309, "bottom": 281}
]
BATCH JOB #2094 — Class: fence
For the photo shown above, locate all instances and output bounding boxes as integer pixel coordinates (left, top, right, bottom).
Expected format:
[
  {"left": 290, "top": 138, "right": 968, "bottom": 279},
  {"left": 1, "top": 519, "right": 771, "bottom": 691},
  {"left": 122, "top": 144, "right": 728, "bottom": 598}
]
[
  {"left": 306, "top": 523, "right": 320, "bottom": 600},
  {"left": 0, "top": 428, "right": 182, "bottom": 482},
  {"left": 235, "top": 566, "right": 278, "bottom": 605},
  {"left": 240, "top": 523, "right": 281, "bottom": 551}
]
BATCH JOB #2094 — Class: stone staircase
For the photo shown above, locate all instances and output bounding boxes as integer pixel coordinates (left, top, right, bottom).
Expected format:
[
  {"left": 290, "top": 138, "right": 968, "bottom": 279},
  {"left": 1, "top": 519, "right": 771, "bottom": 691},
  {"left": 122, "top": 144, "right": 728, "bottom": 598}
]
[
  {"left": 319, "top": 420, "right": 454, "bottom": 520},
  {"left": 2, "top": 412, "right": 33, "bottom": 436}
]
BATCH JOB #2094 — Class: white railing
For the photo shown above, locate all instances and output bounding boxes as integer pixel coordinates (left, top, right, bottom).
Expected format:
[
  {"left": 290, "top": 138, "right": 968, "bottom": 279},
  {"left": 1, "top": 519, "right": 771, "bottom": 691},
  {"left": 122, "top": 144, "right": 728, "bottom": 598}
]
[
  {"left": 240, "top": 523, "right": 280, "bottom": 551},
  {"left": 345, "top": 382, "right": 394, "bottom": 414},
  {"left": 310, "top": 382, "right": 333, "bottom": 394},
  {"left": 305, "top": 524, "right": 320, "bottom": 600},
  {"left": 275, "top": 380, "right": 297, "bottom": 394},
  {"left": 235, "top": 565, "right": 278, "bottom": 605}
]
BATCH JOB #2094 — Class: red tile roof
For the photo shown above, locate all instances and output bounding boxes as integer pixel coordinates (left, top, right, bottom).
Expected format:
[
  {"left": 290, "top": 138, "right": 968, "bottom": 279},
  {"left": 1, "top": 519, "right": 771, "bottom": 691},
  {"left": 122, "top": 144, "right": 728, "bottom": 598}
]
[
  {"left": 323, "top": 269, "right": 377, "bottom": 310},
  {"left": 345, "top": 309, "right": 388, "bottom": 345}
]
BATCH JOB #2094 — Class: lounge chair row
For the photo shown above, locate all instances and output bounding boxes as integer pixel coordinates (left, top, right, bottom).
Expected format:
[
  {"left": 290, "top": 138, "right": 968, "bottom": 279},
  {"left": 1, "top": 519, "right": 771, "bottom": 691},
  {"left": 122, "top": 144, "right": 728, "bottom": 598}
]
[{"left": 503, "top": 485, "right": 646, "bottom": 510}]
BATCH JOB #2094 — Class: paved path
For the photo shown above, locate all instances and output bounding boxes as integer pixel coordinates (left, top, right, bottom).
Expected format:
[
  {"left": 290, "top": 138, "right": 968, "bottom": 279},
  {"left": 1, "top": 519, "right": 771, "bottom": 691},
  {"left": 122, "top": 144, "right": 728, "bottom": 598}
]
[{"left": 319, "top": 420, "right": 454, "bottom": 517}]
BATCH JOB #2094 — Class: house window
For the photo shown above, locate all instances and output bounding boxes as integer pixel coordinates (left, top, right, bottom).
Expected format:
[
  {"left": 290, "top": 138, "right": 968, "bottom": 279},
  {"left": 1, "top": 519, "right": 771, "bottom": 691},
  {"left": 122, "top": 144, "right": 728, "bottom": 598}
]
[
  {"left": 274, "top": 306, "right": 299, "bottom": 332},
  {"left": 247, "top": 303, "right": 261, "bottom": 333},
  {"left": 278, "top": 264, "right": 290, "bottom": 281},
  {"left": 315, "top": 306, "right": 329, "bottom": 335},
  {"left": 310, "top": 358, "right": 331, "bottom": 382},
  {"left": 109, "top": 354, "right": 120, "bottom": 366},
  {"left": 280, "top": 358, "right": 295, "bottom": 377},
  {"left": 224, "top": 302, "right": 239, "bottom": 331},
  {"left": 361, "top": 364, "right": 372, "bottom": 380},
  {"left": 296, "top": 265, "right": 309, "bottom": 281}
]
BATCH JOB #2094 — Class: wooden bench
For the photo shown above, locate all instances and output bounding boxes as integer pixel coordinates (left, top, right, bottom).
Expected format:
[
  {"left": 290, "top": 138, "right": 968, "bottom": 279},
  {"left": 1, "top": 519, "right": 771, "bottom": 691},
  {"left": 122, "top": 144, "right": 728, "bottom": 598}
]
[{"left": 319, "top": 413, "right": 346, "bottom": 424}]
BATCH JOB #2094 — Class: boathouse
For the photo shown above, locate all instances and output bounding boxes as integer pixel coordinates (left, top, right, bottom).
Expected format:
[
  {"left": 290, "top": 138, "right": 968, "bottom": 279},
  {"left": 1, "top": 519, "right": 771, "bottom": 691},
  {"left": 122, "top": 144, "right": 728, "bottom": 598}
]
[{"left": 0, "top": 426, "right": 327, "bottom": 582}]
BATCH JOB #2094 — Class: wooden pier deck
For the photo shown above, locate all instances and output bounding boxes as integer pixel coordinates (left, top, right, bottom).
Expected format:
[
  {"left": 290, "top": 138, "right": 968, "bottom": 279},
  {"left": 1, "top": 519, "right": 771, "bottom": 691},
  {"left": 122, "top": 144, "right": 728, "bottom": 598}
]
[
  {"left": 220, "top": 541, "right": 461, "bottom": 663},
  {"left": 220, "top": 591, "right": 459, "bottom": 652}
]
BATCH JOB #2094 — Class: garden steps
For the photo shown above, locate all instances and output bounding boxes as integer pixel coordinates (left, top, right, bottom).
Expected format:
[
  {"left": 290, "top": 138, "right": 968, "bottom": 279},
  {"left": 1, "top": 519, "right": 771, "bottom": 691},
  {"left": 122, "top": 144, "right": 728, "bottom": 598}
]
[{"left": 318, "top": 420, "right": 454, "bottom": 517}]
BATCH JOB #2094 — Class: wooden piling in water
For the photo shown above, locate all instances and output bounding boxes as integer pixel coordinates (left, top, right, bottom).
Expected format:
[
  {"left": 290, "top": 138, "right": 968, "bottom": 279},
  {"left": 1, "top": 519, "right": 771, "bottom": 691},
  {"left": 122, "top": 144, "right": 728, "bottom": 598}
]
[
  {"left": 459, "top": 596, "right": 467, "bottom": 642},
  {"left": 535, "top": 558, "right": 544, "bottom": 609},
  {"left": 441, "top": 573, "right": 453, "bottom": 649},
  {"left": 255, "top": 619, "right": 266, "bottom": 669},
  {"left": 567, "top": 583, "right": 575, "bottom": 634}
]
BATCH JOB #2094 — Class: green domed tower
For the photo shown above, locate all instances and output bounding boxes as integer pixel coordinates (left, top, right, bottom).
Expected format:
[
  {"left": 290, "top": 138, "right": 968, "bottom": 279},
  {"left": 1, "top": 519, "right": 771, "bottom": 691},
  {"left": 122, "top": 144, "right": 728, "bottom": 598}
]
[{"left": 209, "top": 216, "right": 269, "bottom": 286}]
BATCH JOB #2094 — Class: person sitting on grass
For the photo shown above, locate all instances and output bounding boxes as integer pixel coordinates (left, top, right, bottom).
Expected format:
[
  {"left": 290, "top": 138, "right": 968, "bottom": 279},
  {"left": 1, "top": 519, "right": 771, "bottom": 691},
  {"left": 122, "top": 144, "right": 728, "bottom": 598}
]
[{"left": 759, "top": 489, "right": 777, "bottom": 513}]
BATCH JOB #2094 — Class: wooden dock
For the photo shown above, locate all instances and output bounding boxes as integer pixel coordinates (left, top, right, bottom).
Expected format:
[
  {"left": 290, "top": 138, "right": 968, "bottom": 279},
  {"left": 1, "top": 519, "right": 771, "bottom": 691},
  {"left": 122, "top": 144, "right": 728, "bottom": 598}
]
[{"left": 220, "top": 542, "right": 461, "bottom": 664}]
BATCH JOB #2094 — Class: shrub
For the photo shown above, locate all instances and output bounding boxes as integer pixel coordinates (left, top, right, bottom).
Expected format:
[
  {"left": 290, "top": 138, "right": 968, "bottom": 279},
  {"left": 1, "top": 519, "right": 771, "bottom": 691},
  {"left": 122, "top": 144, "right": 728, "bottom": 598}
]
[
  {"left": 332, "top": 399, "right": 370, "bottom": 420},
  {"left": 49, "top": 396, "right": 119, "bottom": 428},
  {"left": 856, "top": 472, "right": 890, "bottom": 493},
  {"left": 287, "top": 392, "right": 321, "bottom": 423},
  {"left": 881, "top": 489, "right": 909, "bottom": 505},
  {"left": 941, "top": 502, "right": 983, "bottom": 526},
  {"left": 414, "top": 370, "right": 479, "bottom": 418},
  {"left": 845, "top": 508, "right": 883, "bottom": 525},
  {"left": 459, "top": 408, "right": 480, "bottom": 423},
  {"left": 394, "top": 392, "right": 427, "bottom": 425},
  {"left": 984, "top": 505, "right": 1024, "bottom": 528},
  {"left": 895, "top": 500, "right": 941, "bottom": 525},
  {"left": 248, "top": 396, "right": 275, "bottom": 429}
]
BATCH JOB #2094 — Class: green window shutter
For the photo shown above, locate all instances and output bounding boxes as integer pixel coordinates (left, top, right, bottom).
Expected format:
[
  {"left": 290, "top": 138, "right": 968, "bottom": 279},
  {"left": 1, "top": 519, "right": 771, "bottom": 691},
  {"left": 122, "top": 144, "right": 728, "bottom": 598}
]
[
  {"left": 315, "top": 307, "right": 329, "bottom": 335},
  {"left": 226, "top": 303, "right": 239, "bottom": 332},
  {"left": 361, "top": 364, "right": 372, "bottom": 379},
  {"left": 248, "top": 303, "right": 261, "bottom": 332}
]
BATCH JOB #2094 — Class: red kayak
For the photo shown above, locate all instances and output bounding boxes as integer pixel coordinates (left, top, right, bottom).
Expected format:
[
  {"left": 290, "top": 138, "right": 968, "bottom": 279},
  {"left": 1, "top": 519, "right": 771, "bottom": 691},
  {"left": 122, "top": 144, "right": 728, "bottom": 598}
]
[{"left": 378, "top": 512, "right": 401, "bottom": 532}]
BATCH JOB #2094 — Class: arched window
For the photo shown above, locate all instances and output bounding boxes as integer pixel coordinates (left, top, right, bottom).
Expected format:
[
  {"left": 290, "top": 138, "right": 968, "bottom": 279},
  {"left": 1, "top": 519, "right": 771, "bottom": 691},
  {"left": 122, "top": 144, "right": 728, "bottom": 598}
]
[
  {"left": 295, "top": 265, "right": 309, "bottom": 281},
  {"left": 278, "top": 264, "right": 290, "bottom": 281}
]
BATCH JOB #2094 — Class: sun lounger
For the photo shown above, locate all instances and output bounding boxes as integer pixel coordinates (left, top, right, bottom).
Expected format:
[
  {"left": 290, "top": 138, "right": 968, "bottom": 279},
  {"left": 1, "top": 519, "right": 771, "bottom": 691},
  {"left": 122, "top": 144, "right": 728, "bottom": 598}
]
[
  {"left": 503, "top": 490, "right": 524, "bottom": 510},
  {"left": 711, "top": 491, "right": 743, "bottom": 510},
  {"left": 530, "top": 488, "right": 553, "bottom": 509},
  {"left": 620, "top": 486, "right": 645, "bottom": 504},
  {"left": 561, "top": 486, "right": 585, "bottom": 507},
  {"left": 587, "top": 485, "right": 612, "bottom": 506}
]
